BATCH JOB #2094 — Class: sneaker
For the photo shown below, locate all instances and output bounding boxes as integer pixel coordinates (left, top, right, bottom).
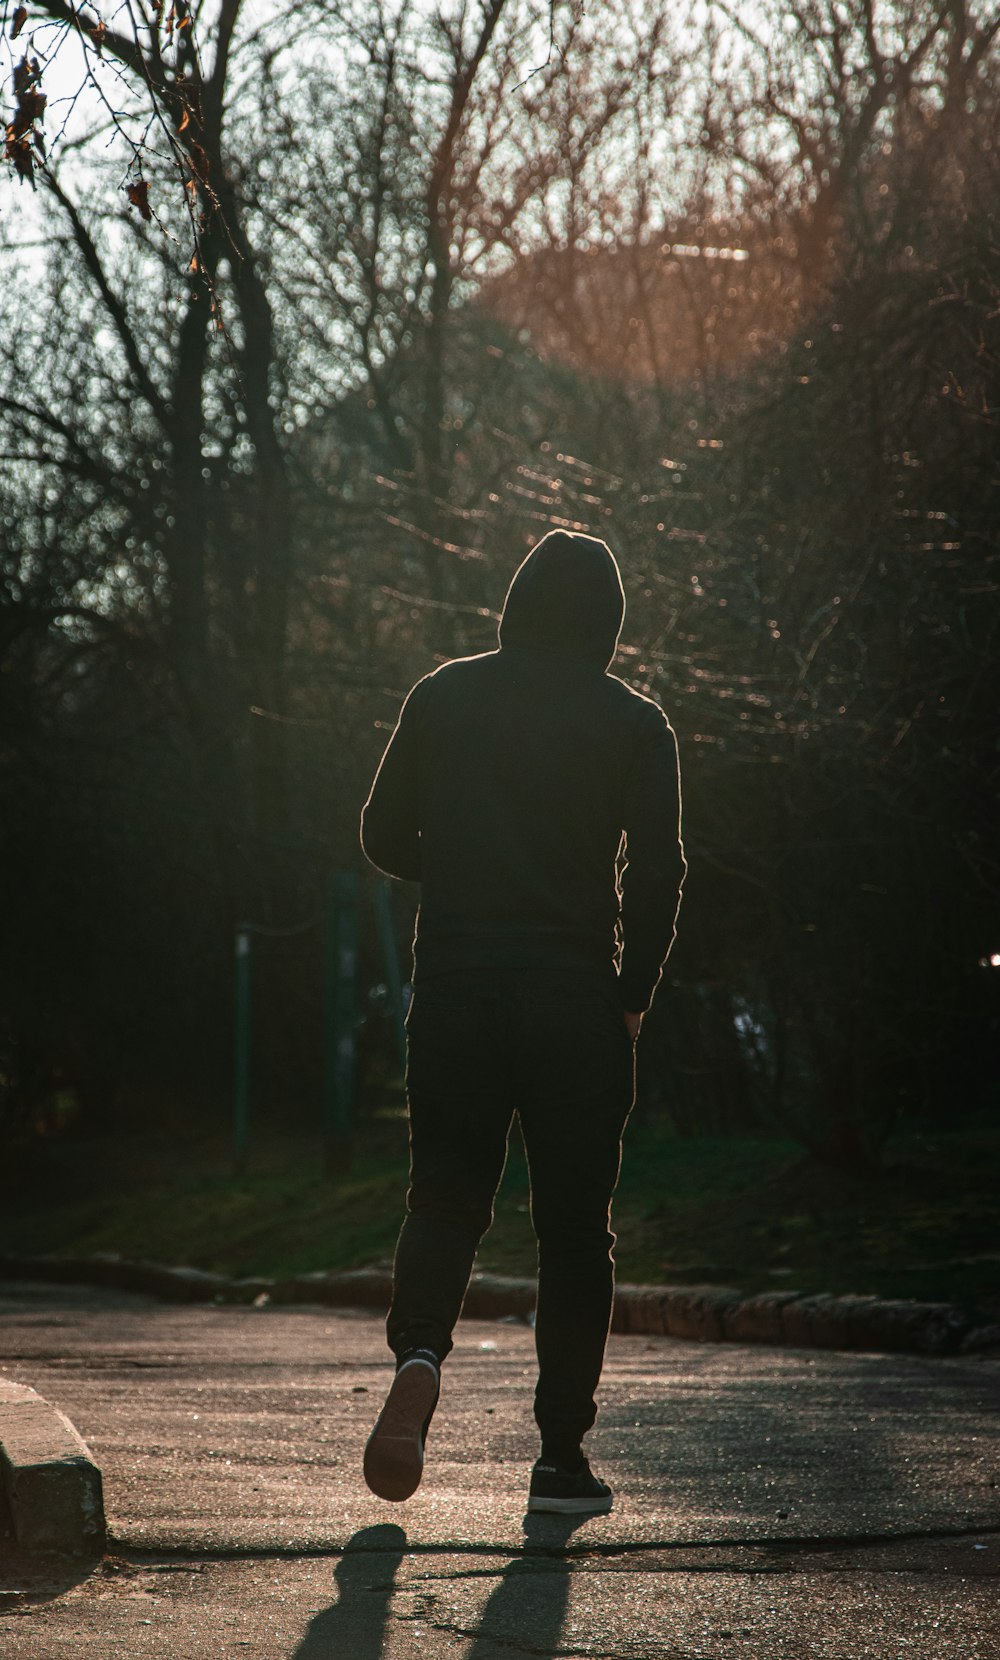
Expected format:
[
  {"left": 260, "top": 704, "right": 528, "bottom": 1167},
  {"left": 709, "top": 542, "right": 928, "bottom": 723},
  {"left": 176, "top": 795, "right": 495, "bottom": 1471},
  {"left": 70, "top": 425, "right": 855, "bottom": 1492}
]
[
  {"left": 527, "top": 1456, "right": 613, "bottom": 1515},
  {"left": 363, "top": 1352, "right": 440, "bottom": 1502}
]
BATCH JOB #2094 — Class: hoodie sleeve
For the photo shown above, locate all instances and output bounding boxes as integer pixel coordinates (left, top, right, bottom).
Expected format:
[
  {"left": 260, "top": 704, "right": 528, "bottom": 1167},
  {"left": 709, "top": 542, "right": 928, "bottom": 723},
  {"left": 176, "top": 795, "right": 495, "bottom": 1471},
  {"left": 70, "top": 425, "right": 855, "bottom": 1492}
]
[
  {"left": 360, "top": 678, "right": 429, "bottom": 883},
  {"left": 617, "top": 704, "right": 687, "bottom": 1012}
]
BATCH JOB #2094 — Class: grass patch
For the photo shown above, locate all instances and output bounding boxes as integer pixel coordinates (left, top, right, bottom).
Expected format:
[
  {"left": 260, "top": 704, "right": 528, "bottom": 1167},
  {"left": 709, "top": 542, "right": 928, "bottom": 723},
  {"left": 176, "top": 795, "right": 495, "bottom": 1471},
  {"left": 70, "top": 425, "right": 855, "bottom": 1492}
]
[{"left": 3, "top": 1110, "right": 998, "bottom": 1321}]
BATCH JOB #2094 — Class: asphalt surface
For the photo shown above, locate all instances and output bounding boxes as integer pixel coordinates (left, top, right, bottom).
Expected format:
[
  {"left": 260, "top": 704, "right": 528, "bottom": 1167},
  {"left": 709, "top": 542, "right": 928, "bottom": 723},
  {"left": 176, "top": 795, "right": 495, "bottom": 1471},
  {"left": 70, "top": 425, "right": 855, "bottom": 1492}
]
[{"left": 1, "top": 1279, "right": 998, "bottom": 1657}]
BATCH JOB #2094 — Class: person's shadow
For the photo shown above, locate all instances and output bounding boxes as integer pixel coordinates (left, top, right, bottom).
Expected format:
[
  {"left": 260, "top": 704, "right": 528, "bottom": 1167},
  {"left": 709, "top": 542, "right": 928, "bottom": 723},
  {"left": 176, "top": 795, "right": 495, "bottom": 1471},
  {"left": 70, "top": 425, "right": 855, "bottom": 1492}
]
[
  {"left": 290, "top": 1524, "right": 406, "bottom": 1660},
  {"left": 291, "top": 1514, "right": 584, "bottom": 1660},
  {"left": 465, "top": 1513, "right": 584, "bottom": 1658}
]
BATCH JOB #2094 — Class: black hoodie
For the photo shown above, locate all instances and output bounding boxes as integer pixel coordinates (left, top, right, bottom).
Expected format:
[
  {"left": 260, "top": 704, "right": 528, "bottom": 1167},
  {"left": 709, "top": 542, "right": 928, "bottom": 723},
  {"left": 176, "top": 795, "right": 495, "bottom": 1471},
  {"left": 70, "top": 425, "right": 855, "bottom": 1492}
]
[{"left": 360, "top": 531, "right": 686, "bottom": 1011}]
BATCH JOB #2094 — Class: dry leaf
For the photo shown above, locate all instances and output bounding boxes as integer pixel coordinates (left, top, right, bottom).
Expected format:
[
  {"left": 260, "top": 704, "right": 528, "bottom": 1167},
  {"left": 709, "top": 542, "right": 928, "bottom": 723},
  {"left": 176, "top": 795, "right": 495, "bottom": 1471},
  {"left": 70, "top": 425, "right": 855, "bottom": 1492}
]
[
  {"left": 10, "top": 6, "right": 27, "bottom": 40},
  {"left": 8, "top": 57, "right": 45, "bottom": 152},
  {"left": 10, "top": 86, "right": 45, "bottom": 137},
  {"left": 187, "top": 140, "right": 209, "bottom": 184},
  {"left": 126, "top": 178, "right": 152, "bottom": 221},
  {"left": 13, "top": 54, "right": 40, "bottom": 94},
  {"left": 5, "top": 130, "right": 35, "bottom": 185}
]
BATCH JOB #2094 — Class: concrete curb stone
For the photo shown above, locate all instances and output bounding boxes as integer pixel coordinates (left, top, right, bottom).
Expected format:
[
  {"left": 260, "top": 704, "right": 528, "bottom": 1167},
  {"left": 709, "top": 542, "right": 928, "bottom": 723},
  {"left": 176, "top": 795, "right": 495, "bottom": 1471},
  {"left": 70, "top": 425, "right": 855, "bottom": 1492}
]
[
  {"left": 0, "top": 1379, "right": 105, "bottom": 1558},
  {"left": 607, "top": 1285, "right": 661, "bottom": 1338},
  {"left": 723, "top": 1289, "right": 803, "bottom": 1345},
  {"left": 843, "top": 1295, "right": 968, "bottom": 1355},
  {"left": 0, "top": 1253, "right": 981, "bottom": 1358},
  {"left": 276, "top": 1268, "right": 393, "bottom": 1310},
  {"left": 780, "top": 1292, "right": 853, "bottom": 1350},
  {"left": 464, "top": 1272, "right": 538, "bottom": 1321},
  {"left": 609, "top": 1286, "right": 664, "bottom": 1335},
  {"left": 659, "top": 1285, "right": 744, "bottom": 1343}
]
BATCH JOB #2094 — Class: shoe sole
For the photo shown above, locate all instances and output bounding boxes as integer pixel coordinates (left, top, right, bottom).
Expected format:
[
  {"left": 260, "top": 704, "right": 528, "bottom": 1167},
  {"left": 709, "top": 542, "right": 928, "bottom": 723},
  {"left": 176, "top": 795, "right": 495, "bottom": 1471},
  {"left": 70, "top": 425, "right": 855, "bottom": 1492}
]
[
  {"left": 363, "top": 1360, "right": 439, "bottom": 1502},
  {"left": 526, "top": 1494, "right": 614, "bottom": 1515}
]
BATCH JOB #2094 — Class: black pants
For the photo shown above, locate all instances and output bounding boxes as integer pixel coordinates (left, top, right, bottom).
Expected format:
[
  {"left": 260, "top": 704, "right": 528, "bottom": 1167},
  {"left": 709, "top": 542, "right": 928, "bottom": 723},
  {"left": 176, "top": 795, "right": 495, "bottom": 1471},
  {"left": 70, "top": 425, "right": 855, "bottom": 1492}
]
[{"left": 387, "top": 970, "right": 635, "bottom": 1454}]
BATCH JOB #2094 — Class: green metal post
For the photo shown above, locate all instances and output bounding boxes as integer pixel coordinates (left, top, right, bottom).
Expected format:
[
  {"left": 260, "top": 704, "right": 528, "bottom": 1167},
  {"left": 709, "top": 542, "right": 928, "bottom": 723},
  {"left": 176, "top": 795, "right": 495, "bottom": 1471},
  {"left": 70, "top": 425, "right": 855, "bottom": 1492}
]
[
  {"left": 234, "top": 925, "right": 252, "bottom": 1174},
  {"left": 372, "top": 878, "right": 407, "bottom": 1075},
  {"left": 324, "top": 873, "right": 359, "bottom": 1174}
]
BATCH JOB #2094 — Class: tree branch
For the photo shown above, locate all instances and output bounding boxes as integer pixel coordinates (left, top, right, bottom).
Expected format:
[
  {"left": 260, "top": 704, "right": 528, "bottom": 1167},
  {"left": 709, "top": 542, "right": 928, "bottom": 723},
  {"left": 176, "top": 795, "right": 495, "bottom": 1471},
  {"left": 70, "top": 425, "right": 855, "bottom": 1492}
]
[{"left": 41, "top": 170, "right": 171, "bottom": 428}]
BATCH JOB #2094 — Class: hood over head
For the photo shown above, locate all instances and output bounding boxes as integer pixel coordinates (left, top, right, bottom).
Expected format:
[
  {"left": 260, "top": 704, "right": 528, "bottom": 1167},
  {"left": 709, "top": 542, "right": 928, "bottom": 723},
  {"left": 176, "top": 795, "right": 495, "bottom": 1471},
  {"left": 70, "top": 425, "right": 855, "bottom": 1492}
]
[{"left": 498, "top": 530, "right": 625, "bottom": 669}]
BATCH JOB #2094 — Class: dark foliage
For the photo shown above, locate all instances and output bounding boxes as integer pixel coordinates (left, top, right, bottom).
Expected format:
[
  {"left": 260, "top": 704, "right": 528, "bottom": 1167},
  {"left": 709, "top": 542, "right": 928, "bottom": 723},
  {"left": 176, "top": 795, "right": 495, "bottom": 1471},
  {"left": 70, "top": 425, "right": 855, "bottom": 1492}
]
[{"left": 1, "top": 0, "right": 997, "bottom": 1157}]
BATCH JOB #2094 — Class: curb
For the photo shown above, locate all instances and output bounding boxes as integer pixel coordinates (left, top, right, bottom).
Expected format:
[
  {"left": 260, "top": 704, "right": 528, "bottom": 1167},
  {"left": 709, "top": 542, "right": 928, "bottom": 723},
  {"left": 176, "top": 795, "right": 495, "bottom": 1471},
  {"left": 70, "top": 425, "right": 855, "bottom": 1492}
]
[
  {"left": 0, "top": 1378, "right": 106, "bottom": 1558},
  {"left": 3, "top": 1252, "right": 998, "bottom": 1357}
]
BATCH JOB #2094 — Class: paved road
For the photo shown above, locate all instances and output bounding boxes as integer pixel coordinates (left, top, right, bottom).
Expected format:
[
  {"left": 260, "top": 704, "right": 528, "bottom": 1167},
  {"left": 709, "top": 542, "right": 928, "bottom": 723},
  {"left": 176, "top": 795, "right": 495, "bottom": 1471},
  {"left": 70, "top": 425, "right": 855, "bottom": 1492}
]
[{"left": 1, "top": 1280, "right": 998, "bottom": 1657}]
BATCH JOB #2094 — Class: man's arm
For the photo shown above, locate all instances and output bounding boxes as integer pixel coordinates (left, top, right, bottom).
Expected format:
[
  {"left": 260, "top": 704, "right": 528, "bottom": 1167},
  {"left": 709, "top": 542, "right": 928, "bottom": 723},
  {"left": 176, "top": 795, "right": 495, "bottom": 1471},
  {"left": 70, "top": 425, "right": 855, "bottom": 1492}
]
[
  {"left": 360, "top": 679, "right": 428, "bottom": 882},
  {"left": 617, "top": 705, "right": 687, "bottom": 1016}
]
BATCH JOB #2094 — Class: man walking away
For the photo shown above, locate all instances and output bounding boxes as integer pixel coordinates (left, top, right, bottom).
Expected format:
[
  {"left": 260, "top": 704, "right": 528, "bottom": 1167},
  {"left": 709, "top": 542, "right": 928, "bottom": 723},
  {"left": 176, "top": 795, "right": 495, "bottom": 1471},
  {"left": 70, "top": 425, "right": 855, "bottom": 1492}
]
[{"left": 359, "top": 529, "right": 685, "bottom": 1514}]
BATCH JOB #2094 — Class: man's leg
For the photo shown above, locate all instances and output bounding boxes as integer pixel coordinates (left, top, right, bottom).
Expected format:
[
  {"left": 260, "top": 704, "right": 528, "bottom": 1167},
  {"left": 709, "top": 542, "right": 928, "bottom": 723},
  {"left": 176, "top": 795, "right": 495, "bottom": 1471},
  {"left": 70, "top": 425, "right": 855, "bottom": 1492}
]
[
  {"left": 516, "top": 982, "right": 635, "bottom": 1470},
  {"left": 386, "top": 986, "right": 513, "bottom": 1363},
  {"left": 366, "top": 983, "right": 512, "bottom": 1502}
]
